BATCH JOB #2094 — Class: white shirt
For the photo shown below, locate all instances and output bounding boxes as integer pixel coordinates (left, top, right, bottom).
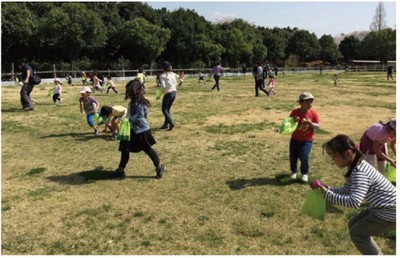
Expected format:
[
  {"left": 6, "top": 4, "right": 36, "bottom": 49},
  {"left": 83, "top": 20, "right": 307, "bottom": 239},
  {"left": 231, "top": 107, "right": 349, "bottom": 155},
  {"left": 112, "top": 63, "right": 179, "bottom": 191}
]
[{"left": 160, "top": 71, "right": 177, "bottom": 94}]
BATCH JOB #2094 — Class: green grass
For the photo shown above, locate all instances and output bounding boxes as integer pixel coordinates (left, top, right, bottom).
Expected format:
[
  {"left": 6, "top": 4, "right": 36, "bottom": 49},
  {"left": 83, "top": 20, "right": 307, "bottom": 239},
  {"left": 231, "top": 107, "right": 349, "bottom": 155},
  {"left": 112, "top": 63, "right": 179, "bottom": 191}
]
[{"left": 1, "top": 72, "right": 396, "bottom": 255}]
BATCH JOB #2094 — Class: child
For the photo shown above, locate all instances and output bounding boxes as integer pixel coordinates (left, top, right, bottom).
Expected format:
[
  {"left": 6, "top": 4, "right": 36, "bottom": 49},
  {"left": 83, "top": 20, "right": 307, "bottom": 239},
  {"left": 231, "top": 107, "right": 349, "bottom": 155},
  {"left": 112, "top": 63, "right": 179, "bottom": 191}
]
[
  {"left": 79, "top": 86, "right": 101, "bottom": 135},
  {"left": 159, "top": 61, "right": 177, "bottom": 131},
  {"left": 100, "top": 105, "right": 127, "bottom": 139},
  {"left": 111, "top": 79, "right": 166, "bottom": 179},
  {"left": 359, "top": 118, "right": 396, "bottom": 173},
  {"left": 52, "top": 78, "right": 62, "bottom": 104},
  {"left": 136, "top": 67, "right": 146, "bottom": 86},
  {"left": 289, "top": 92, "right": 320, "bottom": 182},
  {"left": 178, "top": 71, "right": 185, "bottom": 87},
  {"left": 333, "top": 74, "right": 339, "bottom": 87},
  {"left": 311, "top": 134, "right": 396, "bottom": 255},
  {"left": 105, "top": 76, "right": 119, "bottom": 95},
  {"left": 67, "top": 75, "right": 73, "bottom": 86},
  {"left": 92, "top": 72, "right": 103, "bottom": 93},
  {"left": 198, "top": 71, "right": 206, "bottom": 84},
  {"left": 267, "top": 75, "right": 276, "bottom": 95}
]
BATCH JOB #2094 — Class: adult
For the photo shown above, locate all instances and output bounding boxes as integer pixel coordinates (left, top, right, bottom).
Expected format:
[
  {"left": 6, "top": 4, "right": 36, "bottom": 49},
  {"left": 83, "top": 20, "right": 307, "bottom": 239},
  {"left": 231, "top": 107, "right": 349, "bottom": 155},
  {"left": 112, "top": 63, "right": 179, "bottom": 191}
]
[
  {"left": 274, "top": 66, "right": 279, "bottom": 76},
  {"left": 18, "top": 60, "right": 35, "bottom": 111},
  {"left": 241, "top": 63, "right": 247, "bottom": 77},
  {"left": 210, "top": 62, "right": 224, "bottom": 92},
  {"left": 386, "top": 65, "right": 393, "bottom": 80},
  {"left": 159, "top": 61, "right": 177, "bottom": 131},
  {"left": 359, "top": 118, "right": 396, "bottom": 173},
  {"left": 255, "top": 61, "right": 269, "bottom": 97}
]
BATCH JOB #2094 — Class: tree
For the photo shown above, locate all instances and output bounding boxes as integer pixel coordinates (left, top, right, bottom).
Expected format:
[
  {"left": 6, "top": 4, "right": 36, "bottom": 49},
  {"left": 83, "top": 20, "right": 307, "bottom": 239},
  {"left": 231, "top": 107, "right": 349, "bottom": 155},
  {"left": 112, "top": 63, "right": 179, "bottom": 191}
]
[
  {"left": 39, "top": 3, "right": 108, "bottom": 69},
  {"left": 260, "top": 27, "right": 291, "bottom": 65},
  {"left": 370, "top": 2, "right": 387, "bottom": 31},
  {"left": 286, "top": 29, "right": 321, "bottom": 65},
  {"left": 318, "top": 35, "right": 342, "bottom": 64},
  {"left": 119, "top": 18, "right": 171, "bottom": 69},
  {"left": 339, "top": 36, "right": 360, "bottom": 62},
  {"left": 358, "top": 28, "right": 396, "bottom": 64}
]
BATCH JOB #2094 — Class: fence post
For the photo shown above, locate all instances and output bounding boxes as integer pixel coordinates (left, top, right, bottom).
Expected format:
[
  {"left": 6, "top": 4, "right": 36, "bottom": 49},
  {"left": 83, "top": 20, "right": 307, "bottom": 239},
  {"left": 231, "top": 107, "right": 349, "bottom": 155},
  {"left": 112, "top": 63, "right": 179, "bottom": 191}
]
[
  {"left": 53, "top": 64, "right": 57, "bottom": 79},
  {"left": 11, "top": 62, "right": 14, "bottom": 82}
]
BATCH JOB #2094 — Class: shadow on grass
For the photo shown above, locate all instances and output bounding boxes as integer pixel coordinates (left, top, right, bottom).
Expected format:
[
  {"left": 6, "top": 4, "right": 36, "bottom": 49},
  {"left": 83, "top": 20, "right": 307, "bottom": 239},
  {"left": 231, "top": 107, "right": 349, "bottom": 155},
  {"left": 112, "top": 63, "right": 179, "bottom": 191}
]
[
  {"left": 2, "top": 107, "right": 24, "bottom": 113},
  {"left": 226, "top": 173, "right": 308, "bottom": 190},
  {"left": 41, "top": 132, "right": 113, "bottom": 141},
  {"left": 47, "top": 166, "right": 155, "bottom": 185}
]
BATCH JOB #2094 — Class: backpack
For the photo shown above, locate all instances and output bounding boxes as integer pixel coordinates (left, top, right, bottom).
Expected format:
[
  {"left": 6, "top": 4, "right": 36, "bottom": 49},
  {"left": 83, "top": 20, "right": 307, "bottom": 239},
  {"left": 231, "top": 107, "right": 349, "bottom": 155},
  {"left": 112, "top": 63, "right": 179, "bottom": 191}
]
[{"left": 29, "top": 75, "right": 42, "bottom": 85}]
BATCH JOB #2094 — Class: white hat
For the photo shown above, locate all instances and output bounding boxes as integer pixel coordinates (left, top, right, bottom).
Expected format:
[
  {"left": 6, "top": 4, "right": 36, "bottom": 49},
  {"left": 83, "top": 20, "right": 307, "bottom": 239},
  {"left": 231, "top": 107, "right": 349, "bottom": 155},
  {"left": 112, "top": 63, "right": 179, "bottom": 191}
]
[
  {"left": 79, "top": 86, "right": 92, "bottom": 93},
  {"left": 54, "top": 78, "right": 61, "bottom": 83},
  {"left": 298, "top": 92, "right": 314, "bottom": 101}
]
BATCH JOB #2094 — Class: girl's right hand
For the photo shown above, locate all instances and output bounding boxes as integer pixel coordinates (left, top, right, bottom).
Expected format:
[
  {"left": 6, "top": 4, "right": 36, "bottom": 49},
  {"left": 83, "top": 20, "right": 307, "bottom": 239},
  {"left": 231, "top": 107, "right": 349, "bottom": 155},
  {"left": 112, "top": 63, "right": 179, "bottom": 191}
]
[{"left": 389, "top": 159, "right": 396, "bottom": 168}]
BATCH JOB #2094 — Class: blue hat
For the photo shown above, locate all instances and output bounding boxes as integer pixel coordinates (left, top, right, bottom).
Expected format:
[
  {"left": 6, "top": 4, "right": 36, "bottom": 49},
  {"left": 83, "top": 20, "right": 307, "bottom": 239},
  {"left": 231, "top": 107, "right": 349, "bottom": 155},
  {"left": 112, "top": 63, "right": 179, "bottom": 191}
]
[{"left": 163, "top": 61, "right": 172, "bottom": 69}]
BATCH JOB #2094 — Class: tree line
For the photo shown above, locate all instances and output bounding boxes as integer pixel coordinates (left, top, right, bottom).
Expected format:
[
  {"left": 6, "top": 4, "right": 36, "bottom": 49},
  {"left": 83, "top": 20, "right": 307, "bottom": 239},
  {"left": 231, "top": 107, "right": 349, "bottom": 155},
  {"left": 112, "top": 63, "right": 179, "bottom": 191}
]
[{"left": 2, "top": 2, "right": 396, "bottom": 72}]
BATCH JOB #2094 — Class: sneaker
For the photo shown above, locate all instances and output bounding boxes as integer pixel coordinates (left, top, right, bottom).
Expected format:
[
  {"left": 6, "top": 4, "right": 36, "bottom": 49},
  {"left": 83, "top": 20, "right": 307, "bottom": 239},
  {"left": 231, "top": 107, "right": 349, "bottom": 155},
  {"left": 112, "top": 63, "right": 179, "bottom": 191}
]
[
  {"left": 289, "top": 172, "right": 297, "bottom": 179},
  {"left": 301, "top": 174, "right": 309, "bottom": 182},
  {"left": 167, "top": 124, "right": 175, "bottom": 131},
  {"left": 94, "top": 128, "right": 99, "bottom": 135},
  {"left": 156, "top": 164, "right": 166, "bottom": 179},
  {"left": 159, "top": 124, "right": 169, "bottom": 130},
  {"left": 110, "top": 168, "right": 125, "bottom": 179},
  {"left": 23, "top": 106, "right": 34, "bottom": 111}
]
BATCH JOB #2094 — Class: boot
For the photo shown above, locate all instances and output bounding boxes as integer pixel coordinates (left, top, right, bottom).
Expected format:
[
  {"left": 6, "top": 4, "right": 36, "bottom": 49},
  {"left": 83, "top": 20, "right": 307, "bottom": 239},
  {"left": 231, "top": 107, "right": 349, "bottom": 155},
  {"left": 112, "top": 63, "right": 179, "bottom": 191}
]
[{"left": 156, "top": 164, "right": 166, "bottom": 179}]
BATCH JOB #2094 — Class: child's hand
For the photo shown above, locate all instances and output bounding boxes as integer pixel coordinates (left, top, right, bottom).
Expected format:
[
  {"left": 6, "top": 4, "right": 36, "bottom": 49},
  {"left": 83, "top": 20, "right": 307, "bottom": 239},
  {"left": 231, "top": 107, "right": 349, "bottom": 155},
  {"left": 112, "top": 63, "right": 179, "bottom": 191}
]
[
  {"left": 293, "top": 116, "right": 300, "bottom": 122},
  {"left": 310, "top": 179, "right": 328, "bottom": 190}
]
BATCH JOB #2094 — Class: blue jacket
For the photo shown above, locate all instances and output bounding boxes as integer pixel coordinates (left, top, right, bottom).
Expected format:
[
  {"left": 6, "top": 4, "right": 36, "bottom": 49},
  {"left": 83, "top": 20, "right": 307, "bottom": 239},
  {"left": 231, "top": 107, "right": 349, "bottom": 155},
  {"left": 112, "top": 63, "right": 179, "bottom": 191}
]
[{"left": 128, "top": 102, "right": 150, "bottom": 134}]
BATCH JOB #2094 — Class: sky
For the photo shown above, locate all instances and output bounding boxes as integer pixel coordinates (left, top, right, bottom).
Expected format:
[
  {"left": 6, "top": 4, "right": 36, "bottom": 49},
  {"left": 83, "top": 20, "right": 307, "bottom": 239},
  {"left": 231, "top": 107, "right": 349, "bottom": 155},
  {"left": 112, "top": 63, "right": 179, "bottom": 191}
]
[{"left": 145, "top": 1, "right": 397, "bottom": 38}]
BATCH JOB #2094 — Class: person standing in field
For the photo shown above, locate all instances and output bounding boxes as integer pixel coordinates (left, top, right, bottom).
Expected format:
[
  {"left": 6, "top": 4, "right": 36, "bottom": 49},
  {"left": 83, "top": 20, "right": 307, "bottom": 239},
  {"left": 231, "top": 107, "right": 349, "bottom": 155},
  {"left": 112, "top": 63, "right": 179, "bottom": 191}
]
[
  {"left": 386, "top": 65, "right": 393, "bottom": 80},
  {"left": 159, "top": 61, "right": 177, "bottom": 131},
  {"left": 311, "top": 134, "right": 395, "bottom": 255},
  {"left": 92, "top": 71, "right": 104, "bottom": 93},
  {"left": 333, "top": 74, "right": 339, "bottom": 87},
  {"left": 241, "top": 63, "right": 247, "bottom": 77},
  {"left": 52, "top": 78, "right": 63, "bottom": 104},
  {"left": 79, "top": 86, "right": 101, "bottom": 135},
  {"left": 178, "top": 71, "right": 185, "bottom": 87},
  {"left": 289, "top": 92, "right": 320, "bottom": 182},
  {"left": 18, "top": 59, "right": 35, "bottom": 111},
  {"left": 111, "top": 79, "right": 166, "bottom": 179},
  {"left": 198, "top": 71, "right": 206, "bottom": 84},
  {"left": 254, "top": 61, "right": 269, "bottom": 97},
  {"left": 267, "top": 75, "right": 276, "bottom": 95},
  {"left": 210, "top": 62, "right": 224, "bottom": 92},
  {"left": 105, "top": 75, "right": 119, "bottom": 95},
  {"left": 359, "top": 118, "right": 396, "bottom": 173}
]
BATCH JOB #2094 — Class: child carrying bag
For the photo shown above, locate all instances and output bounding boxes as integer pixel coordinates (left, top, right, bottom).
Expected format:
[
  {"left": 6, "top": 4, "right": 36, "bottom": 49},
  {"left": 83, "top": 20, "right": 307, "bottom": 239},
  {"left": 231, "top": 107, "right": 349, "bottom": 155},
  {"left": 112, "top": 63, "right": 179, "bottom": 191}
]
[
  {"left": 300, "top": 188, "right": 326, "bottom": 220},
  {"left": 117, "top": 118, "right": 131, "bottom": 141}
]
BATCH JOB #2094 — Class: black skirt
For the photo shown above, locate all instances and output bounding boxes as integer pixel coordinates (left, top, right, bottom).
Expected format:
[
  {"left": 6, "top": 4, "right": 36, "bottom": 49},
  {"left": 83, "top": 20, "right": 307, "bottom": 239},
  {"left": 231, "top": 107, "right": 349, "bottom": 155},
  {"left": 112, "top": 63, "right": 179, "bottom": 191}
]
[{"left": 118, "top": 129, "right": 156, "bottom": 153}]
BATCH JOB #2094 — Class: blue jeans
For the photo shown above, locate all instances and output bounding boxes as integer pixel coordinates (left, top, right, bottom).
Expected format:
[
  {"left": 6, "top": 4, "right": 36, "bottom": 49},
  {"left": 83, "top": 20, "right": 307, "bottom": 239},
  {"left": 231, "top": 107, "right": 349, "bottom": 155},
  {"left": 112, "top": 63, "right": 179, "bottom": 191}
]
[
  {"left": 20, "top": 83, "right": 34, "bottom": 108},
  {"left": 289, "top": 138, "right": 313, "bottom": 175},
  {"left": 162, "top": 91, "right": 176, "bottom": 126}
]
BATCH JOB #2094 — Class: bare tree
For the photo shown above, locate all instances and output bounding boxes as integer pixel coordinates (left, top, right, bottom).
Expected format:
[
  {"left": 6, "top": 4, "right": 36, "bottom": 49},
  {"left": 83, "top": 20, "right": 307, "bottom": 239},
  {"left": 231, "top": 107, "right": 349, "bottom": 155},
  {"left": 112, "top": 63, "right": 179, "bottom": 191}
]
[{"left": 370, "top": 2, "right": 387, "bottom": 31}]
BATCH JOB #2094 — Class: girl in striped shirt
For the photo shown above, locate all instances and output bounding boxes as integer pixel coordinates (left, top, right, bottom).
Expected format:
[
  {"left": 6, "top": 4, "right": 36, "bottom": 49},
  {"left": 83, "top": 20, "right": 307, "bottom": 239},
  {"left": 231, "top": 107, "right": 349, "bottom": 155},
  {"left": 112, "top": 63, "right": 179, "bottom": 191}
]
[{"left": 311, "top": 134, "right": 396, "bottom": 255}]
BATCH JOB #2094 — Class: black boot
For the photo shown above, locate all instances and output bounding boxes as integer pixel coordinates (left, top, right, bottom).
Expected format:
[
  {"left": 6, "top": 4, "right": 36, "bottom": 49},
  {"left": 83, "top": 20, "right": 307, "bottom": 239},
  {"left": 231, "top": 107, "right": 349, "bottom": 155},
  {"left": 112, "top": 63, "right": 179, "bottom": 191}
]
[
  {"left": 110, "top": 167, "right": 126, "bottom": 179},
  {"left": 156, "top": 164, "right": 166, "bottom": 179}
]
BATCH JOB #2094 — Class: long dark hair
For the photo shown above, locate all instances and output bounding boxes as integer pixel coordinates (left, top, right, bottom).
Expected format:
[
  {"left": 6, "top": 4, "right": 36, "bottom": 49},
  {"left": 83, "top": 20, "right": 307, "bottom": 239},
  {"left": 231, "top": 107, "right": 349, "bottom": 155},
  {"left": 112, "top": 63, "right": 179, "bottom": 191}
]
[
  {"left": 322, "top": 134, "right": 364, "bottom": 178},
  {"left": 124, "top": 79, "right": 150, "bottom": 107}
]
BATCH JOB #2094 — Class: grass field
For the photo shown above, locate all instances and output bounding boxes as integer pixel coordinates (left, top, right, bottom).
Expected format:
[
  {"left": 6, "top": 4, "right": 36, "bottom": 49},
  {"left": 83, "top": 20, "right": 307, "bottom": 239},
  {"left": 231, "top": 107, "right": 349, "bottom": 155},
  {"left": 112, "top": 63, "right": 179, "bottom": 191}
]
[{"left": 1, "top": 72, "right": 396, "bottom": 255}]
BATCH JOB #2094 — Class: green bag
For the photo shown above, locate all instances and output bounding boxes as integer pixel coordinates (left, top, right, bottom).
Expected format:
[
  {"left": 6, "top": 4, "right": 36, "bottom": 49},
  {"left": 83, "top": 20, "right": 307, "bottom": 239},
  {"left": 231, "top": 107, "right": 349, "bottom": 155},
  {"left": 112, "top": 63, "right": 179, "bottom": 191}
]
[
  {"left": 93, "top": 113, "right": 104, "bottom": 125},
  {"left": 156, "top": 88, "right": 163, "bottom": 100},
  {"left": 48, "top": 88, "right": 53, "bottom": 96},
  {"left": 300, "top": 189, "right": 326, "bottom": 220},
  {"left": 384, "top": 163, "right": 396, "bottom": 183},
  {"left": 117, "top": 118, "right": 131, "bottom": 141},
  {"left": 279, "top": 117, "right": 298, "bottom": 135}
]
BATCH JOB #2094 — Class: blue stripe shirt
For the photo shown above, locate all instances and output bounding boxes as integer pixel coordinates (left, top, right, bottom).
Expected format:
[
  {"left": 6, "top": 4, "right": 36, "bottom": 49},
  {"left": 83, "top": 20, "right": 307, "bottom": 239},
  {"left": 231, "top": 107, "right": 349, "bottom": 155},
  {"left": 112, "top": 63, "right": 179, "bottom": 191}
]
[{"left": 324, "top": 160, "right": 396, "bottom": 222}]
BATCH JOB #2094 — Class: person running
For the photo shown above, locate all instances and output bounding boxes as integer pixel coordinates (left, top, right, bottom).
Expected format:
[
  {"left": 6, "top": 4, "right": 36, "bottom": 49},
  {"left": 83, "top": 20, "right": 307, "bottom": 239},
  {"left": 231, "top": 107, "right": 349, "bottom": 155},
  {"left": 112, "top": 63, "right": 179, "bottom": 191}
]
[{"left": 210, "top": 62, "right": 224, "bottom": 92}]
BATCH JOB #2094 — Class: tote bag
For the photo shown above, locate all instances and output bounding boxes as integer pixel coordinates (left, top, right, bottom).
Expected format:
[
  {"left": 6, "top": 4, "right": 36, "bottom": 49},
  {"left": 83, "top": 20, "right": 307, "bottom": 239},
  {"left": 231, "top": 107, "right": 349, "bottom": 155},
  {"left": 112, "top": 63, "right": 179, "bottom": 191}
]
[
  {"left": 300, "top": 188, "right": 326, "bottom": 220},
  {"left": 117, "top": 118, "right": 131, "bottom": 141},
  {"left": 279, "top": 117, "right": 298, "bottom": 135}
]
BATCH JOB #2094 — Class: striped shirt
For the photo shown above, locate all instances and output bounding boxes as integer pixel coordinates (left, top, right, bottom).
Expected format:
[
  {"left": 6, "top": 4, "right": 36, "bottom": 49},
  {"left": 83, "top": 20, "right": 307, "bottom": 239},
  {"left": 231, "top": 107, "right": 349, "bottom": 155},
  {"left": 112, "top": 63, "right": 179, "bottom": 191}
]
[{"left": 324, "top": 160, "right": 396, "bottom": 222}]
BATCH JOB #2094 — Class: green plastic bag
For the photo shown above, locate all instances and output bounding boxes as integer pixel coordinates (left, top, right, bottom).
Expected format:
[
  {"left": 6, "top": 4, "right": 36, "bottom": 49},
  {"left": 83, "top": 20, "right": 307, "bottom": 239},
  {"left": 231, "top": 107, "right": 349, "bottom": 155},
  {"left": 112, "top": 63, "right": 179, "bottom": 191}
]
[
  {"left": 279, "top": 117, "right": 298, "bottom": 135},
  {"left": 117, "top": 118, "right": 131, "bottom": 141},
  {"left": 156, "top": 88, "right": 163, "bottom": 100},
  {"left": 384, "top": 163, "right": 396, "bottom": 183},
  {"left": 300, "top": 189, "right": 326, "bottom": 220},
  {"left": 48, "top": 88, "right": 53, "bottom": 96},
  {"left": 93, "top": 113, "right": 104, "bottom": 125}
]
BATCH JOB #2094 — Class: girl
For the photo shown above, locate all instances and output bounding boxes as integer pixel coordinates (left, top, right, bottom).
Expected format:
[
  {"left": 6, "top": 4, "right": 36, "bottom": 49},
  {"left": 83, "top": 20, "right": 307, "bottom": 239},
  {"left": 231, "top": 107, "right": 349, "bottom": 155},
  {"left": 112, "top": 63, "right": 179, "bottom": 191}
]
[
  {"left": 359, "top": 119, "right": 396, "bottom": 173},
  {"left": 79, "top": 86, "right": 101, "bottom": 135},
  {"left": 100, "top": 105, "right": 127, "bottom": 139},
  {"left": 178, "top": 71, "right": 185, "bottom": 87},
  {"left": 136, "top": 67, "right": 146, "bottom": 86},
  {"left": 52, "top": 78, "right": 62, "bottom": 104},
  {"left": 112, "top": 79, "right": 166, "bottom": 179},
  {"left": 105, "top": 75, "right": 119, "bottom": 95},
  {"left": 92, "top": 72, "right": 103, "bottom": 93},
  {"left": 289, "top": 92, "right": 320, "bottom": 182},
  {"left": 312, "top": 134, "right": 396, "bottom": 255},
  {"left": 159, "top": 61, "right": 177, "bottom": 131},
  {"left": 267, "top": 75, "right": 276, "bottom": 95}
]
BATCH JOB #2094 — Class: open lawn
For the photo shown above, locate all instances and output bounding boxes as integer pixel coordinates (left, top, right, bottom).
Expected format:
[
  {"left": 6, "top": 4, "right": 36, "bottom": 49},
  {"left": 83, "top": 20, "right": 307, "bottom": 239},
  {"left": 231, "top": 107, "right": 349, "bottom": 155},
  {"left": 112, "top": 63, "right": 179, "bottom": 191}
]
[{"left": 1, "top": 72, "right": 396, "bottom": 255}]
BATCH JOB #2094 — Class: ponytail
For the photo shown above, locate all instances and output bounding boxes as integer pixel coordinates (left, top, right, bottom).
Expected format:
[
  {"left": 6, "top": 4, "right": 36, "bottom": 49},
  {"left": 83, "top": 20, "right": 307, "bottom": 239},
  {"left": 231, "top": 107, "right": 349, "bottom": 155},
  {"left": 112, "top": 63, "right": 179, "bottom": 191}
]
[{"left": 344, "top": 145, "right": 363, "bottom": 178}]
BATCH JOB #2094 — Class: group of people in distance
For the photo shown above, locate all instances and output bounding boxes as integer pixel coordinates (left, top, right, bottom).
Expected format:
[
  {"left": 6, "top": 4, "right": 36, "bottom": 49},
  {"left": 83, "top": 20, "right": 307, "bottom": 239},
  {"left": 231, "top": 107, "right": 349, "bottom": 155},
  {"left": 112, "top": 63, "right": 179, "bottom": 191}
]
[
  {"left": 16, "top": 58, "right": 396, "bottom": 255},
  {"left": 287, "top": 90, "right": 396, "bottom": 255}
]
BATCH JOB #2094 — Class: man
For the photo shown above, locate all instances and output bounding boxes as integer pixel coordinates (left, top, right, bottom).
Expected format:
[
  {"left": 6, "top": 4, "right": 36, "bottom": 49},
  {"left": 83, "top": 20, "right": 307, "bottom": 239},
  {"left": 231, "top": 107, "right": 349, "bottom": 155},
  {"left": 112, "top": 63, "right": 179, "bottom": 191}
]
[
  {"left": 159, "top": 61, "right": 177, "bottom": 131},
  {"left": 255, "top": 61, "right": 269, "bottom": 97},
  {"left": 18, "top": 60, "right": 35, "bottom": 111},
  {"left": 210, "top": 62, "right": 224, "bottom": 92}
]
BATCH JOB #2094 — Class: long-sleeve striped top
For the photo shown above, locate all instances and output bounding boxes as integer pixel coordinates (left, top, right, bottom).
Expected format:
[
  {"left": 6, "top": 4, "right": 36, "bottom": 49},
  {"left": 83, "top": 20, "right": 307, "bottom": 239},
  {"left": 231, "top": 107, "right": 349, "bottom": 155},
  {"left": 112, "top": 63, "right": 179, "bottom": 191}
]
[{"left": 324, "top": 160, "right": 396, "bottom": 222}]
